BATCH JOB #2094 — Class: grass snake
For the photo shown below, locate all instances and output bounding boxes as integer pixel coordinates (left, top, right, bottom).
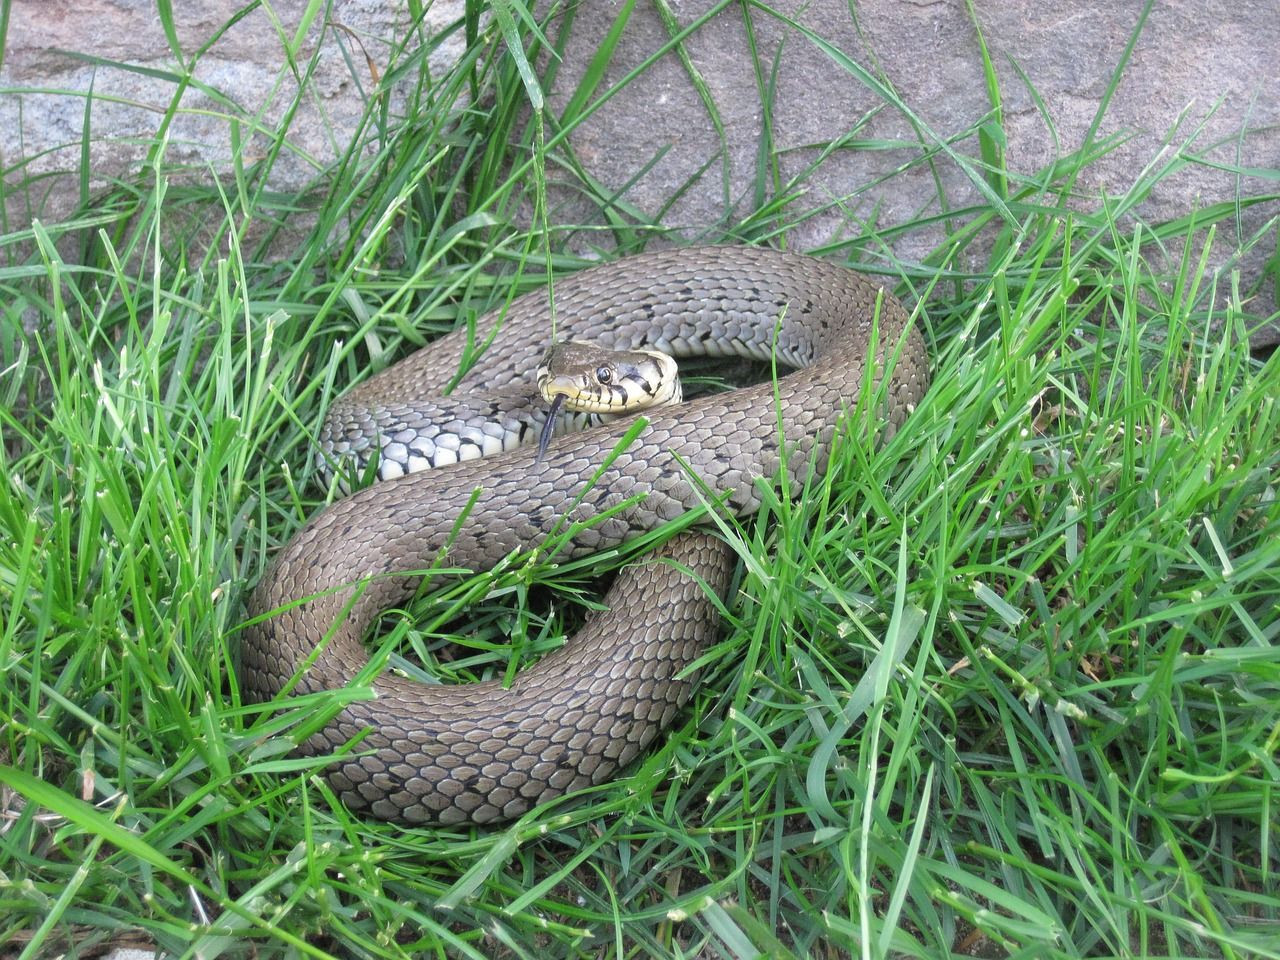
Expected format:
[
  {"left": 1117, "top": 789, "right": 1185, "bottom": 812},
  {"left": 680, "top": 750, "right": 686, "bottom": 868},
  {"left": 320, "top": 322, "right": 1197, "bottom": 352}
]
[{"left": 241, "top": 245, "right": 929, "bottom": 825}]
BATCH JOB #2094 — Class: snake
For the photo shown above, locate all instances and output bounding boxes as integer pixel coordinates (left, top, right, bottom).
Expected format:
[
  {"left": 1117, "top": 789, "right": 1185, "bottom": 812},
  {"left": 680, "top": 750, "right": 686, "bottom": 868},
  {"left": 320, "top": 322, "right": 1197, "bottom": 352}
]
[{"left": 240, "top": 245, "right": 929, "bottom": 825}]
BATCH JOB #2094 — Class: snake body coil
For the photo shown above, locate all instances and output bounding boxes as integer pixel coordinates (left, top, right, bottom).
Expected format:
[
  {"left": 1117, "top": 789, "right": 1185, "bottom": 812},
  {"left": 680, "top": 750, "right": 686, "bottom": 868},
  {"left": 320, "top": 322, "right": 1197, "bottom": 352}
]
[{"left": 242, "top": 246, "right": 928, "bottom": 825}]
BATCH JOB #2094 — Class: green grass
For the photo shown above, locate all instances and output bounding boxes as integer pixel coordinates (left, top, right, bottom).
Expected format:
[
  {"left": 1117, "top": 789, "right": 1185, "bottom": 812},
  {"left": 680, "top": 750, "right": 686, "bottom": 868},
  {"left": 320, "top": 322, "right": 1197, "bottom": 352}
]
[{"left": 2, "top": 2, "right": 1279, "bottom": 957}]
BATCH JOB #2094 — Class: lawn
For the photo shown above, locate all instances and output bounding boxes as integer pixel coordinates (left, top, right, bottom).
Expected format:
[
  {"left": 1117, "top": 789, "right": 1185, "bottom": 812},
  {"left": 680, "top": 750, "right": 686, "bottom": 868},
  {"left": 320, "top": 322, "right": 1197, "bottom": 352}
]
[{"left": 1, "top": 2, "right": 1278, "bottom": 958}]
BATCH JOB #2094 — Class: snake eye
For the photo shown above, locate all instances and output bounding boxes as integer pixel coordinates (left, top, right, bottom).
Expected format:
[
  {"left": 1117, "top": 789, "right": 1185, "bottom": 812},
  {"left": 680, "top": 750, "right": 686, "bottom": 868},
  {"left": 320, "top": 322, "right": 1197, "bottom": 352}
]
[{"left": 596, "top": 366, "right": 612, "bottom": 384}]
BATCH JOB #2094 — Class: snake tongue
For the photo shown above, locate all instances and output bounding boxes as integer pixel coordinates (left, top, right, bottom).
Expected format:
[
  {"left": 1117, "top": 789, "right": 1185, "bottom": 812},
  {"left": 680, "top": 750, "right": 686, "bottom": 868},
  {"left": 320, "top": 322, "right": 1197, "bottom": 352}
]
[{"left": 536, "top": 392, "right": 567, "bottom": 462}]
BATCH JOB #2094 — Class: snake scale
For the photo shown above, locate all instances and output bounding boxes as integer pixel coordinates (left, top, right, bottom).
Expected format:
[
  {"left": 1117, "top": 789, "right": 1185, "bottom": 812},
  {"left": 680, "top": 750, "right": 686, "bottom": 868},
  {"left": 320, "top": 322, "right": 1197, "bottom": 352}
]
[{"left": 241, "top": 246, "right": 928, "bottom": 825}]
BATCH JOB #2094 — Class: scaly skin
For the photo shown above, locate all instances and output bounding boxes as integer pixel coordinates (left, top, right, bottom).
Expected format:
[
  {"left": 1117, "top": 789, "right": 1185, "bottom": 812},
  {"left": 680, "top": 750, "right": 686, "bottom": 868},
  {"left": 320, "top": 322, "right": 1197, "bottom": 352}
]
[{"left": 241, "top": 246, "right": 928, "bottom": 825}]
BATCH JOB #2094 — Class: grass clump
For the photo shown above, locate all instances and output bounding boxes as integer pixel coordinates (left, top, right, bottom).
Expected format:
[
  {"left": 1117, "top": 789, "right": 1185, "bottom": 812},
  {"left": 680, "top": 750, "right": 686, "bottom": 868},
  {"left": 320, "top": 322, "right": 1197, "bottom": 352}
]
[{"left": 1, "top": 2, "right": 1278, "bottom": 957}]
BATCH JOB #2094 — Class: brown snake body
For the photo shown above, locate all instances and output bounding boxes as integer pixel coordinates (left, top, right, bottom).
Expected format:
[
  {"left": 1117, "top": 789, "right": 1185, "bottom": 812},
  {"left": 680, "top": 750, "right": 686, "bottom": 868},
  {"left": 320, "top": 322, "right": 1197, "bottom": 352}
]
[{"left": 241, "top": 246, "right": 928, "bottom": 825}]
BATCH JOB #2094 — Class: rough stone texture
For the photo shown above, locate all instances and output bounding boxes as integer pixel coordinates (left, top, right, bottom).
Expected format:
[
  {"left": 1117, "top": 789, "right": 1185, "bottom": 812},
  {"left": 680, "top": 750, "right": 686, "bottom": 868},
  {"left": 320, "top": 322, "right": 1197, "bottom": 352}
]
[
  {"left": 542, "top": 1, "right": 1278, "bottom": 336},
  {"left": 1, "top": 0, "right": 467, "bottom": 227},
  {"left": 4, "top": 1, "right": 1276, "bottom": 339}
]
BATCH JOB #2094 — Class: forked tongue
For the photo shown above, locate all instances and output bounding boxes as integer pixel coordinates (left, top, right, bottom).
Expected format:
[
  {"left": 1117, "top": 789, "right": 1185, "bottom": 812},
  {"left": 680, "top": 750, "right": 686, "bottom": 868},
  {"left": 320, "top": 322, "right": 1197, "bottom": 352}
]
[{"left": 536, "top": 392, "right": 567, "bottom": 463}]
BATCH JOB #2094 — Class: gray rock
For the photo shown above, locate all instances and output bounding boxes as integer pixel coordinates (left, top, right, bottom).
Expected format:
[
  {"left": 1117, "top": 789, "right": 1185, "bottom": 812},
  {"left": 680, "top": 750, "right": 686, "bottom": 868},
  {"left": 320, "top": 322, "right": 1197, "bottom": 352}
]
[
  {"left": 545, "top": 0, "right": 1278, "bottom": 337},
  {"left": 2, "top": 0, "right": 1276, "bottom": 337},
  {"left": 1, "top": 0, "right": 466, "bottom": 226}
]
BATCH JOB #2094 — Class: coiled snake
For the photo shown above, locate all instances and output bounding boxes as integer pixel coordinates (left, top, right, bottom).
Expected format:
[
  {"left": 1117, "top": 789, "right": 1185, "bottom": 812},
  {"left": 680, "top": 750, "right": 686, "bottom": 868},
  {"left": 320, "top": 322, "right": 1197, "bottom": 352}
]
[{"left": 241, "top": 246, "right": 928, "bottom": 825}]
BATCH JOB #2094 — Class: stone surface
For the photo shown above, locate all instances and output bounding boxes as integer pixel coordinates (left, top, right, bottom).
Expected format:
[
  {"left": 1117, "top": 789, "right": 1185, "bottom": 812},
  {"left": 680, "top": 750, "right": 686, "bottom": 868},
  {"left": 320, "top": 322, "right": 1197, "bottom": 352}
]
[
  {"left": 1, "top": 0, "right": 467, "bottom": 227},
  {"left": 543, "top": 0, "right": 1278, "bottom": 336},
  {"left": 3, "top": 0, "right": 1276, "bottom": 336}
]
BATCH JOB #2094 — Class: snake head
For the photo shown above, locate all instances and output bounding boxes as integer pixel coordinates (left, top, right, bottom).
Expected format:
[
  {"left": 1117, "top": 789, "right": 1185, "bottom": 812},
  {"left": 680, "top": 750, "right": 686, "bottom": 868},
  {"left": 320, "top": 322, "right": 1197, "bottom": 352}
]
[
  {"left": 536, "top": 340, "right": 681, "bottom": 413},
  {"left": 534, "top": 340, "right": 682, "bottom": 461}
]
